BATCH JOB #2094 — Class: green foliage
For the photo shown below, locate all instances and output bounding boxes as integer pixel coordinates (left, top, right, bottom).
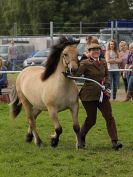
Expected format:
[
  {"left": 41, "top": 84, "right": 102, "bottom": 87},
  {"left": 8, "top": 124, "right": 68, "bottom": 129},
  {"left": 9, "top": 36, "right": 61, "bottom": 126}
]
[
  {"left": 0, "top": 0, "right": 132, "bottom": 35},
  {"left": 0, "top": 102, "right": 133, "bottom": 177}
]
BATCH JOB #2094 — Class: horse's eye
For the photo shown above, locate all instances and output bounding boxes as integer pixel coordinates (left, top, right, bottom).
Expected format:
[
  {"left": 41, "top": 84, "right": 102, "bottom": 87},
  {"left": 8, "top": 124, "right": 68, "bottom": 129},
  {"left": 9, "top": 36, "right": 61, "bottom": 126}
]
[{"left": 64, "top": 53, "right": 68, "bottom": 57}]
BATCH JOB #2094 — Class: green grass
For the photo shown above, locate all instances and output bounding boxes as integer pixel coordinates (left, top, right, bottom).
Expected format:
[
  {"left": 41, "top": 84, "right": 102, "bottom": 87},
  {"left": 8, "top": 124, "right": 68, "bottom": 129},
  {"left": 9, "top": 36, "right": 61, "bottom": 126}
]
[
  {"left": 8, "top": 73, "right": 18, "bottom": 84},
  {"left": 0, "top": 102, "right": 133, "bottom": 177}
]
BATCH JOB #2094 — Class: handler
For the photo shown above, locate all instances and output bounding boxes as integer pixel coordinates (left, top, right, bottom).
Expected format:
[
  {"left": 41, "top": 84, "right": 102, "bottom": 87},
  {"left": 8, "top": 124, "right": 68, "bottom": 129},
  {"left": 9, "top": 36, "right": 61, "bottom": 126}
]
[{"left": 78, "top": 43, "right": 122, "bottom": 150}]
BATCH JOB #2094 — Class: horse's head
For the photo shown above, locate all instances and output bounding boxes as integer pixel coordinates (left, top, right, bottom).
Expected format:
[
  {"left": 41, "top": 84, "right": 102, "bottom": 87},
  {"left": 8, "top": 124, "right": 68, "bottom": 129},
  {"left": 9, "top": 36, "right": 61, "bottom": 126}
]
[
  {"left": 41, "top": 35, "right": 80, "bottom": 81},
  {"left": 62, "top": 44, "right": 79, "bottom": 75}
]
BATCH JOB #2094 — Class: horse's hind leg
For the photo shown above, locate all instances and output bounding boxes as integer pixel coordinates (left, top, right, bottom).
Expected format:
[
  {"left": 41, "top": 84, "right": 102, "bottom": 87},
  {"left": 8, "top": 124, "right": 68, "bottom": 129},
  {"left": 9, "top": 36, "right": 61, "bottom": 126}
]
[
  {"left": 26, "top": 109, "right": 41, "bottom": 143},
  {"left": 20, "top": 93, "right": 43, "bottom": 146},
  {"left": 47, "top": 107, "right": 62, "bottom": 147},
  {"left": 70, "top": 103, "right": 84, "bottom": 148},
  {"left": 26, "top": 107, "right": 43, "bottom": 146}
]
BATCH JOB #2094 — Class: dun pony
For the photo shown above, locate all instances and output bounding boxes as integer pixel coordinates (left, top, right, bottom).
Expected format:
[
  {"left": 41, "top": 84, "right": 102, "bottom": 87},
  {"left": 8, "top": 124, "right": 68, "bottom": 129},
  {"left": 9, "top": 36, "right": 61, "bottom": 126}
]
[{"left": 9, "top": 36, "right": 84, "bottom": 148}]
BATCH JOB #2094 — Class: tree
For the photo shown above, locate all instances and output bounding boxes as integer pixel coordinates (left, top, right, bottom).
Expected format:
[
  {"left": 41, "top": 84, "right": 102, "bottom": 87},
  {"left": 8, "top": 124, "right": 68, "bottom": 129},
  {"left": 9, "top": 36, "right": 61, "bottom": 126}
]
[{"left": 0, "top": 0, "right": 132, "bottom": 35}]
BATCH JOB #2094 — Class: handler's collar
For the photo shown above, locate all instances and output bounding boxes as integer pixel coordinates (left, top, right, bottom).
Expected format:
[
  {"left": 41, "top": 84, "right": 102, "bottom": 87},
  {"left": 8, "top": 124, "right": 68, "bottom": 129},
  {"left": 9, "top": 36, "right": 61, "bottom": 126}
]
[{"left": 90, "top": 57, "right": 100, "bottom": 61}]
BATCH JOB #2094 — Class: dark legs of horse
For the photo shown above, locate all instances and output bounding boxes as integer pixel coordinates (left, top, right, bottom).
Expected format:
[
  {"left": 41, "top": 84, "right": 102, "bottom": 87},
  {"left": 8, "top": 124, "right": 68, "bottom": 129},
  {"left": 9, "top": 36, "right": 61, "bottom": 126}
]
[
  {"left": 48, "top": 107, "right": 62, "bottom": 147},
  {"left": 25, "top": 127, "right": 33, "bottom": 143},
  {"left": 51, "top": 127, "right": 62, "bottom": 147},
  {"left": 25, "top": 109, "right": 41, "bottom": 144}
]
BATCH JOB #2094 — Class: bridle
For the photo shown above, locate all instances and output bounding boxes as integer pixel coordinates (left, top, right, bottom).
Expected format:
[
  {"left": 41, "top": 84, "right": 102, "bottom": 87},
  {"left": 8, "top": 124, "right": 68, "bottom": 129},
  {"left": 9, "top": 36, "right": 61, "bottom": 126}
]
[{"left": 62, "top": 45, "right": 78, "bottom": 74}]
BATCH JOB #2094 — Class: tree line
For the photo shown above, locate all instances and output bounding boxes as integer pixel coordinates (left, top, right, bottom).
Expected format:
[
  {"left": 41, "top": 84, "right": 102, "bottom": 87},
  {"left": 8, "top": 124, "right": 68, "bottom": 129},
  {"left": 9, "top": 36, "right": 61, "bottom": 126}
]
[{"left": 0, "top": 0, "right": 132, "bottom": 36}]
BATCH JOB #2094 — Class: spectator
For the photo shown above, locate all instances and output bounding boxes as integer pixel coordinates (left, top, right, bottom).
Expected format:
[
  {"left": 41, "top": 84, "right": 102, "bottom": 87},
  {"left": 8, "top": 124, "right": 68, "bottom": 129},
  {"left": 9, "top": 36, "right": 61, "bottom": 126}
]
[
  {"left": 105, "top": 39, "right": 122, "bottom": 100},
  {"left": 124, "top": 42, "right": 133, "bottom": 101},
  {"left": 119, "top": 41, "right": 129, "bottom": 93},
  {"left": 8, "top": 40, "right": 18, "bottom": 71},
  {"left": 0, "top": 57, "right": 8, "bottom": 95},
  {"left": 78, "top": 43, "right": 122, "bottom": 150}
]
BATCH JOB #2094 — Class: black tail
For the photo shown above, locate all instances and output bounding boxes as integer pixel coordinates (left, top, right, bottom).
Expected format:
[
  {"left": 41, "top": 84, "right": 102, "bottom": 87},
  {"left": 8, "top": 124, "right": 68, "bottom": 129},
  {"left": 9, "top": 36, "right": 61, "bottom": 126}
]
[{"left": 9, "top": 86, "right": 22, "bottom": 119}]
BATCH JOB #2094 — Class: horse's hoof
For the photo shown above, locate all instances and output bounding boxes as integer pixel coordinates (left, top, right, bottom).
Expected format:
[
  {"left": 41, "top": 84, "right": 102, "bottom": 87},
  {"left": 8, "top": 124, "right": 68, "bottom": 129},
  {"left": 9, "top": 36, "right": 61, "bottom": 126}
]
[
  {"left": 112, "top": 143, "right": 123, "bottom": 151},
  {"left": 51, "top": 137, "right": 59, "bottom": 147},
  {"left": 76, "top": 143, "right": 85, "bottom": 149},
  {"left": 76, "top": 136, "right": 86, "bottom": 149},
  {"left": 25, "top": 133, "right": 33, "bottom": 143},
  {"left": 36, "top": 140, "right": 44, "bottom": 147}
]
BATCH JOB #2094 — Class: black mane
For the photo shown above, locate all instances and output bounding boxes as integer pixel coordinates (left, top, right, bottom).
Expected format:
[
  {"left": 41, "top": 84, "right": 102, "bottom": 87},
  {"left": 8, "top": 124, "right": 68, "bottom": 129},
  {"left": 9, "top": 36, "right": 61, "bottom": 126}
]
[{"left": 41, "top": 36, "right": 69, "bottom": 80}]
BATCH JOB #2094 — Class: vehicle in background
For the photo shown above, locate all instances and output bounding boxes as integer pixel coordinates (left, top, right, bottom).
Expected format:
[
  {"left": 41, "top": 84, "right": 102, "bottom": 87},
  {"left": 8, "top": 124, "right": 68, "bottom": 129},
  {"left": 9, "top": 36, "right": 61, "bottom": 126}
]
[
  {"left": 0, "top": 44, "right": 35, "bottom": 70},
  {"left": 77, "top": 38, "right": 86, "bottom": 61},
  {"left": 23, "top": 49, "right": 50, "bottom": 68}
]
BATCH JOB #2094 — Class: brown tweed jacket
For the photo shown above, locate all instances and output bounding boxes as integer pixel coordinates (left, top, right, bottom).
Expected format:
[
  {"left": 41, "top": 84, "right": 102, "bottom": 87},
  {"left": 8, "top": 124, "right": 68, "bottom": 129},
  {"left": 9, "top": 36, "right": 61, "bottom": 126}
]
[{"left": 78, "top": 58, "right": 110, "bottom": 101}]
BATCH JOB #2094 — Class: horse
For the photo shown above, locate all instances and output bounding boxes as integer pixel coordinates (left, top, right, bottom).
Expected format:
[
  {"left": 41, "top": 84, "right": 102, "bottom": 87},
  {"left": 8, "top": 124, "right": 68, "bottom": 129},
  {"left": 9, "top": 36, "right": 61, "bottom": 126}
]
[{"left": 9, "top": 36, "right": 83, "bottom": 148}]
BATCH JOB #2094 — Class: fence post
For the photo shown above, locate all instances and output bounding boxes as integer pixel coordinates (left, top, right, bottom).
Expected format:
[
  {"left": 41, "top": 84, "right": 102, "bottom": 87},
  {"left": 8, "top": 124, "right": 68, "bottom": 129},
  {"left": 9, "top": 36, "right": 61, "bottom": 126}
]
[
  {"left": 50, "top": 21, "right": 53, "bottom": 46},
  {"left": 111, "top": 21, "right": 114, "bottom": 39},
  {"left": 80, "top": 21, "right": 82, "bottom": 35},
  {"left": 14, "top": 22, "right": 17, "bottom": 36},
  {"left": 115, "top": 20, "right": 118, "bottom": 43}
]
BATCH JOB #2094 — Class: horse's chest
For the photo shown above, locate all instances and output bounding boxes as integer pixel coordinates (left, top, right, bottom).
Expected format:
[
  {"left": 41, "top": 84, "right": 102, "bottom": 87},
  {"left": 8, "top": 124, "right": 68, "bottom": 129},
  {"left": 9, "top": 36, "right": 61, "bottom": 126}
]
[
  {"left": 55, "top": 91, "right": 78, "bottom": 110},
  {"left": 43, "top": 87, "right": 78, "bottom": 111}
]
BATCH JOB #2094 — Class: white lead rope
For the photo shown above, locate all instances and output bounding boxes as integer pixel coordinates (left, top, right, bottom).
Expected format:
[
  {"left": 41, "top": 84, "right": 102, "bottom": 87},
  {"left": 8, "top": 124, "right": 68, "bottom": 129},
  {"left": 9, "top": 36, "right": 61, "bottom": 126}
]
[
  {"left": 66, "top": 75, "right": 111, "bottom": 102},
  {"left": 67, "top": 75, "right": 105, "bottom": 90}
]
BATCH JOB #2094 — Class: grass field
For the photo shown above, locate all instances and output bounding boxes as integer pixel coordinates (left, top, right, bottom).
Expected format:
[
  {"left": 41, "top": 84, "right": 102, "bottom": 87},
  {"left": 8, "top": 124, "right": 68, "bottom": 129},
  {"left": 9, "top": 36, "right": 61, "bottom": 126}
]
[{"left": 0, "top": 101, "right": 133, "bottom": 177}]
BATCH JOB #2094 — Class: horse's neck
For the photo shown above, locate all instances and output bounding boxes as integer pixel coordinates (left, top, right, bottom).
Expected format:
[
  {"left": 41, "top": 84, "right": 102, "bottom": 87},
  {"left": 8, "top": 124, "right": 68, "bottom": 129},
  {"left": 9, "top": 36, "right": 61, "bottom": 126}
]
[
  {"left": 56, "top": 58, "right": 66, "bottom": 74},
  {"left": 53, "top": 58, "right": 72, "bottom": 85}
]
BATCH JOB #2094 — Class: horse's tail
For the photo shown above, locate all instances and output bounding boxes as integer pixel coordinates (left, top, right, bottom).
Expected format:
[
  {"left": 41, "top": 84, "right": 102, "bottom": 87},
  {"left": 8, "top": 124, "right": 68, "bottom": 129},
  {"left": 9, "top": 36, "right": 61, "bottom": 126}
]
[{"left": 9, "top": 85, "right": 22, "bottom": 119}]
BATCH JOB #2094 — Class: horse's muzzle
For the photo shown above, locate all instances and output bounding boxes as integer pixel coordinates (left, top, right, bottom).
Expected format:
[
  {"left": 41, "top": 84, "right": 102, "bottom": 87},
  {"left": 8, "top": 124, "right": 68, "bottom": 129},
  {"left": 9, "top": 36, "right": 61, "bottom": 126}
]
[
  {"left": 67, "top": 67, "right": 78, "bottom": 76},
  {"left": 68, "top": 62, "right": 78, "bottom": 74}
]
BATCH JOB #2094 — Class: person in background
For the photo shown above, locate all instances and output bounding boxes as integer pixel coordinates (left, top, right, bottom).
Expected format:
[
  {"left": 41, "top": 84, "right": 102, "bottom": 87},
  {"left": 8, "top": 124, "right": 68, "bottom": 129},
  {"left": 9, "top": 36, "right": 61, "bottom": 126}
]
[
  {"left": 8, "top": 40, "right": 18, "bottom": 71},
  {"left": 0, "top": 57, "right": 8, "bottom": 95},
  {"left": 119, "top": 41, "right": 129, "bottom": 93},
  {"left": 105, "top": 39, "right": 122, "bottom": 100},
  {"left": 123, "top": 42, "right": 133, "bottom": 101},
  {"left": 78, "top": 43, "right": 122, "bottom": 150}
]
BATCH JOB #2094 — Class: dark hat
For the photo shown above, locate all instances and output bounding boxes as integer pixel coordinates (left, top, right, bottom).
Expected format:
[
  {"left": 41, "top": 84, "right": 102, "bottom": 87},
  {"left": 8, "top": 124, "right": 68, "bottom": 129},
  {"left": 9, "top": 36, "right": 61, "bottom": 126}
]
[{"left": 88, "top": 43, "right": 101, "bottom": 50}]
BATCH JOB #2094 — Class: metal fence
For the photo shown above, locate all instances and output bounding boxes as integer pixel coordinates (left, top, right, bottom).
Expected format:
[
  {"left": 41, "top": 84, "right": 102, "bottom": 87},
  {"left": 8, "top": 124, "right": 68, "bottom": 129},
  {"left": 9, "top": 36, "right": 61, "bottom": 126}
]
[
  {"left": 0, "top": 21, "right": 113, "bottom": 36},
  {"left": 1, "top": 21, "right": 133, "bottom": 45}
]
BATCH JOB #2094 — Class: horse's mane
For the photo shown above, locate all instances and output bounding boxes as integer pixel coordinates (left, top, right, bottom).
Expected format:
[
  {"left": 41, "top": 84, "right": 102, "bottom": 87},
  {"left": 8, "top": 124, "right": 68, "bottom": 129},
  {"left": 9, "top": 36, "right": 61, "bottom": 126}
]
[{"left": 41, "top": 36, "right": 70, "bottom": 81}]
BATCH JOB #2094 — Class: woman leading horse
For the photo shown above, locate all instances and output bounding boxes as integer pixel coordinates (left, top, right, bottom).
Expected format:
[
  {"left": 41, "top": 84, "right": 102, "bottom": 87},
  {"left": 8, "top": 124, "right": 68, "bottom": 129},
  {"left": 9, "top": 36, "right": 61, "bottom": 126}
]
[{"left": 9, "top": 36, "right": 84, "bottom": 148}]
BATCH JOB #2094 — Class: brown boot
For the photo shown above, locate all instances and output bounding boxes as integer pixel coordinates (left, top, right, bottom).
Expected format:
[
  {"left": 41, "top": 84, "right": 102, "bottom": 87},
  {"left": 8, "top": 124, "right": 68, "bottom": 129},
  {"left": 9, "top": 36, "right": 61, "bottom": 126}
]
[{"left": 123, "top": 91, "right": 132, "bottom": 102}]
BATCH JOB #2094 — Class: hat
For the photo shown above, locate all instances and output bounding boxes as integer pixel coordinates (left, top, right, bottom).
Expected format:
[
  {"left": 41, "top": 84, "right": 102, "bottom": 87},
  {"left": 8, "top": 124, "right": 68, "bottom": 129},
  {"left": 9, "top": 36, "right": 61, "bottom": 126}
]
[{"left": 88, "top": 43, "right": 101, "bottom": 50}]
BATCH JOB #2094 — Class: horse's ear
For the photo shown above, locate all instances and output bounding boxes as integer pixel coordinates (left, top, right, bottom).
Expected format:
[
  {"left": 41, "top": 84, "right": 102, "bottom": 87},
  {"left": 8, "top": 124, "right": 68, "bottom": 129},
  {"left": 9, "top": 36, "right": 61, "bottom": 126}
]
[
  {"left": 65, "top": 36, "right": 80, "bottom": 45},
  {"left": 58, "top": 35, "right": 80, "bottom": 46}
]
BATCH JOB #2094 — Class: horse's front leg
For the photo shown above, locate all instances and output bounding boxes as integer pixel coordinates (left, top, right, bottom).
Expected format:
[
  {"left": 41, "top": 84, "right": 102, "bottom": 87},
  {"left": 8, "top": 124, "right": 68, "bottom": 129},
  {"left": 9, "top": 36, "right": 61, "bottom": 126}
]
[
  {"left": 70, "top": 103, "right": 84, "bottom": 149},
  {"left": 48, "top": 107, "right": 62, "bottom": 147}
]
